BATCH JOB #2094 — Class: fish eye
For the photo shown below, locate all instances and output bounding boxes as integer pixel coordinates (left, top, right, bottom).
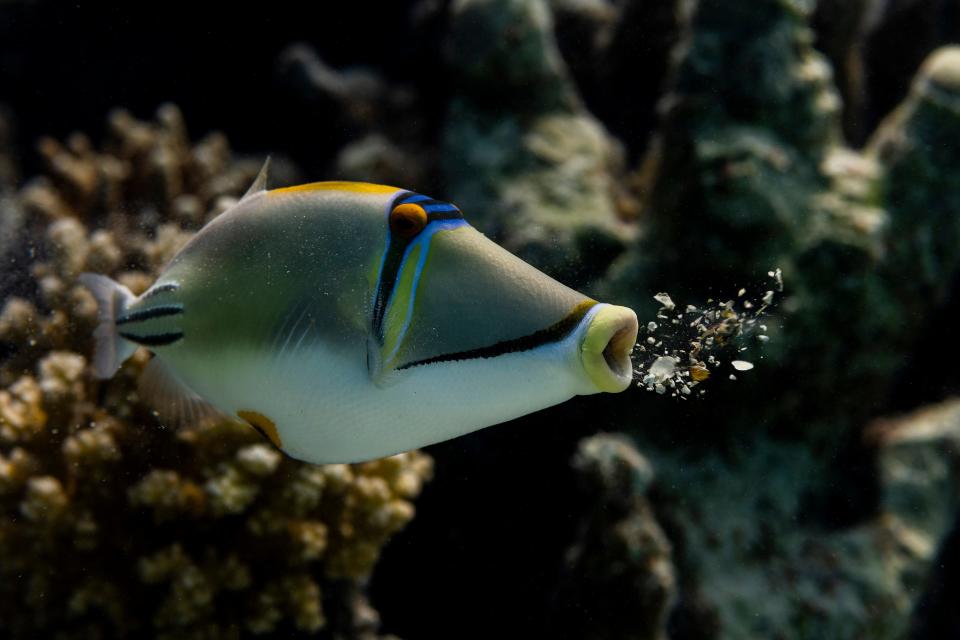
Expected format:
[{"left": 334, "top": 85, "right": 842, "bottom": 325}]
[{"left": 390, "top": 203, "right": 428, "bottom": 238}]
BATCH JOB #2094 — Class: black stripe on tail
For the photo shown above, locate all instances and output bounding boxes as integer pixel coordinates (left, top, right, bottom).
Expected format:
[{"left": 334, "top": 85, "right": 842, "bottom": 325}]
[
  {"left": 118, "top": 331, "right": 185, "bottom": 347},
  {"left": 116, "top": 305, "right": 184, "bottom": 326}
]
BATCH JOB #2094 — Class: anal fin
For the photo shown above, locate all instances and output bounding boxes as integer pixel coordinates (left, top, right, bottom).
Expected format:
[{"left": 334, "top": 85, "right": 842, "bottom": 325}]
[{"left": 139, "top": 357, "right": 226, "bottom": 429}]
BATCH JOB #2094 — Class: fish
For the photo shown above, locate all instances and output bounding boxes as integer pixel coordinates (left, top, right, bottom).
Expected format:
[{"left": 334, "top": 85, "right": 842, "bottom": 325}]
[{"left": 80, "top": 160, "right": 639, "bottom": 464}]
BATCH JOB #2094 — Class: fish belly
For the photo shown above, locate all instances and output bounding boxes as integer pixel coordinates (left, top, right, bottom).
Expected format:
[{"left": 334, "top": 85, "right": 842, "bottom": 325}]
[{"left": 167, "top": 336, "right": 585, "bottom": 464}]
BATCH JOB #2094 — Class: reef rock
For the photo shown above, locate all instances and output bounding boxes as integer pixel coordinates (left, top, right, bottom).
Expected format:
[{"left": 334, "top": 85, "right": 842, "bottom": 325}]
[
  {"left": 553, "top": 434, "right": 674, "bottom": 640},
  {"left": 593, "top": 3, "right": 960, "bottom": 638},
  {"left": 610, "top": 0, "right": 844, "bottom": 307},
  {"left": 443, "top": 0, "right": 632, "bottom": 289}
]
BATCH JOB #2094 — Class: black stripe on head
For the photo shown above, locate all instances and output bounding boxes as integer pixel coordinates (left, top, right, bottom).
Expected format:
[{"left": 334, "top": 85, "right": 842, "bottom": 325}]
[
  {"left": 372, "top": 191, "right": 413, "bottom": 341},
  {"left": 119, "top": 331, "right": 184, "bottom": 347},
  {"left": 116, "top": 305, "right": 184, "bottom": 326},
  {"left": 398, "top": 300, "right": 598, "bottom": 370},
  {"left": 371, "top": 191, "right": 466, "bottom": 343}
]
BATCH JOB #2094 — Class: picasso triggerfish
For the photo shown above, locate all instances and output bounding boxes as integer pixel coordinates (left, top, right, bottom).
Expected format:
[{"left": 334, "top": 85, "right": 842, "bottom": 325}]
[{"left": 81, "top": 161, "right": 639, "bottom": 464}]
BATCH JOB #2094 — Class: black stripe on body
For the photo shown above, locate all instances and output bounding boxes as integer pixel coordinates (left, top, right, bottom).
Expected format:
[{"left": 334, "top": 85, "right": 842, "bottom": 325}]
[
  {"left": 116, "top": 305, "right": 184, "bottom": 325},
  {"left": 398, "top": 300, "right": 597, "bottom": 370},
  {"left": 141, "top": 282, "right": 180, "bottom": 300},
  {"left": 119, "top": 331, "right": 184, "bottom": 347}
]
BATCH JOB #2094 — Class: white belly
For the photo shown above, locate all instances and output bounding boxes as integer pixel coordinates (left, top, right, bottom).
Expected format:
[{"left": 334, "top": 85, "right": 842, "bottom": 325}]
[{"left": 168, "top": 333, "right": 589, "bottom": 464}]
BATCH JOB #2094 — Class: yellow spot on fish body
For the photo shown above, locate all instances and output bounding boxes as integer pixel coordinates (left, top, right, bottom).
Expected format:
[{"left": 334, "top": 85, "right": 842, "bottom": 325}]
[
  {"left": 269, "top": 181, "right": 400, "bottom": 196},
  {"left": 237, "top": 410, "right": 283, "bottom": 449}
]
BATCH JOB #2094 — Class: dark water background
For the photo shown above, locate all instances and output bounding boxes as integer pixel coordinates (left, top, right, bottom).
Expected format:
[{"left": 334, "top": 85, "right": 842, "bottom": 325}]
[{"left": 3, "top": 1, "right": 960, "bottom": 639}]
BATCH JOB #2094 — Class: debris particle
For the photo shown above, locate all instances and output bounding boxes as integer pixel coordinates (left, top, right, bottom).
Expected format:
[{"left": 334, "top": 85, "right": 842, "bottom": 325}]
[
  {"left": 648, "top": 356, "right": 678, "bottom": 382},
  {"left": 653, "top": 292, "right": 675, "bottom": 311},
  {"left": 690, "top": 366, "right": 710, "bottom": 382},
  {"left": 632, "top": 274, "right": 782, "bottom": 397}
]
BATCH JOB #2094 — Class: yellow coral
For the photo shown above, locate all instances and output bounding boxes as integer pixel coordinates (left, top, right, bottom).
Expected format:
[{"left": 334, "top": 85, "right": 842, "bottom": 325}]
[
  {"left": 20, "top": 475, "right": 68, "bottom": 522},
  {"left": 0, "top": 105, "right": 432, "bottom": 638},
  {"left": 128, "top": 469, "right": 205, "bottom": 519},
  {"left": 0, "top": 376, "right": 46, "bottom": 441}
]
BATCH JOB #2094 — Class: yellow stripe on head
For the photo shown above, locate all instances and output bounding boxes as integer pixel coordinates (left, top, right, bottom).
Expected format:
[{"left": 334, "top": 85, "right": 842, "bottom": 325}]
[
  {"left": 382, "top": 242, "right": 424, "bottom": 365},
  {"left": 269, "top": 181, "right": 401, "bottom": 196}
]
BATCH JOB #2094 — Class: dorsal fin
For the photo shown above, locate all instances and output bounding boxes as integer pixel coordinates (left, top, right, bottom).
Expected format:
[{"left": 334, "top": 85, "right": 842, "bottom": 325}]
[
  {"left": 139, "top": 357, "right": 227, "bottom": 428},
  {"left": 241, "top": 155, "right": 271, "bottom": 201}
]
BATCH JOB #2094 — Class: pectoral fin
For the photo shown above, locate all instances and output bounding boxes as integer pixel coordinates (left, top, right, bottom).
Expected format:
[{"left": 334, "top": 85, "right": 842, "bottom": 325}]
[{"left": 139, "top": 357, "right": 226, "bottom": 428}]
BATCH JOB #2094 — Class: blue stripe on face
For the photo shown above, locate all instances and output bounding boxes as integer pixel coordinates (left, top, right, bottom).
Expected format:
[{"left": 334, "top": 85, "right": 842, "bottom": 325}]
[
  {"left": 383, "top": 218, "right": 469, "bottom": 365},
  {"left": 372, "top": 189, "right": 465, "bottom": 351},
  {"left": 422, "top": 202, "right": 461, "bottom": 213},
  {"left": 399, "top": 194, "right": 432, "bottom": 204}
]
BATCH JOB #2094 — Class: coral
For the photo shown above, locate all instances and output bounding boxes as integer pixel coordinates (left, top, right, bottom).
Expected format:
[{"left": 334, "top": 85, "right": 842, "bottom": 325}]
[
  {"left": 276, "top": 44, "right": 429, "bottom": 190},
  {"left": 442, "top": 0, "right": 634, "bottom": 288},
  {"left": 609, "top": 0, "right": 845, "bottom": 306},
  {"left": 277, "top": 43, "right": 416, "bottom": 135},
  {"left": 0, "top": 105, "right": 432, "bottom": 639},
  {"left": 869, "top": 47, "right": 960, "bottom": 308},
  {"left": 553, "top": 434, "right": 675, "bottom": 640},
  {"left": 2, "top": 4, "right": 959, "bottom": 637},
  {"left": 549, "top": 0, "right": 683, "bottom": 157},
  {"left": 810, "top": 0, "right": 875, "bottom": 141},
  {"left": 591, "top": 0, "right": 960, "bottom": 635},
  {"left": 621, "top": 397, "right": 960, "bottom": 639},
  {"left": 605, "top": 9, "right": 960, "bottom": 424}
]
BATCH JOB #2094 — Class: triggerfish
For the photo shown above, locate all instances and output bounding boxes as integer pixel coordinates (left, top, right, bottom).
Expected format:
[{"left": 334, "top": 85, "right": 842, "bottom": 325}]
[{"left": 80, "top": 161, "right": 639, "bottom": 464}]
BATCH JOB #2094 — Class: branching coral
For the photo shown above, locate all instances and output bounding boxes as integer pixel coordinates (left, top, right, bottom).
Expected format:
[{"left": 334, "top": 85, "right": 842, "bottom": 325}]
[{"left": 0, "top": 105, "right": 432, "bottom": 639}]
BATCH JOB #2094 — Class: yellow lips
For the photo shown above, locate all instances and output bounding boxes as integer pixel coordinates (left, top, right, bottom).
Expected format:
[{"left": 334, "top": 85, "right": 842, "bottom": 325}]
[{"left": 581, "top": 304, "right": 639, "bottom": 393}]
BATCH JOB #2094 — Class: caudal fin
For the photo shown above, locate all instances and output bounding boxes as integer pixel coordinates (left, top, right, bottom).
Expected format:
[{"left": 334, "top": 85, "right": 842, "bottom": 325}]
[{"left": 78, "top": 273, "right": 139, "bottom": 379}]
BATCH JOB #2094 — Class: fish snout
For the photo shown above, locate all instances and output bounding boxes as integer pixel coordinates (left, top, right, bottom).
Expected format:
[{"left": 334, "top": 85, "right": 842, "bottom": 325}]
[{"left": 580, "top": 304, "right": 638, "bottom": 393}]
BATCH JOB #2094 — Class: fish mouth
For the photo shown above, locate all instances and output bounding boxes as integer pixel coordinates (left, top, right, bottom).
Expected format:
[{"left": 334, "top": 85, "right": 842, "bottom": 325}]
[{"left": 580, "top": 304, "right": 639, "bottom": 393}]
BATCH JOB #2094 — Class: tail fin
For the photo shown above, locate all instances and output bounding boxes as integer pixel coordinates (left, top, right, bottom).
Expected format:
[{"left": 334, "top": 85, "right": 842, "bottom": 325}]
[{"left": 78, "top": 273, "right": 139, "bottom": 379}]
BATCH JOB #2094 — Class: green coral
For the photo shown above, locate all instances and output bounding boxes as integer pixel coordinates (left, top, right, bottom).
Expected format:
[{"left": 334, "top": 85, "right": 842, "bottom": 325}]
[
  {"left": 0, "top": 106, "right": 432, "bottom": 639},
  {"left": 590, "top": 0, "right": 960, "bottom": 634},
  {"left": 443, "top": 0, "right": 634, "bottom": 288},
  {"left": 555, "top": 434, "right": 675, "bottom": 640}
]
